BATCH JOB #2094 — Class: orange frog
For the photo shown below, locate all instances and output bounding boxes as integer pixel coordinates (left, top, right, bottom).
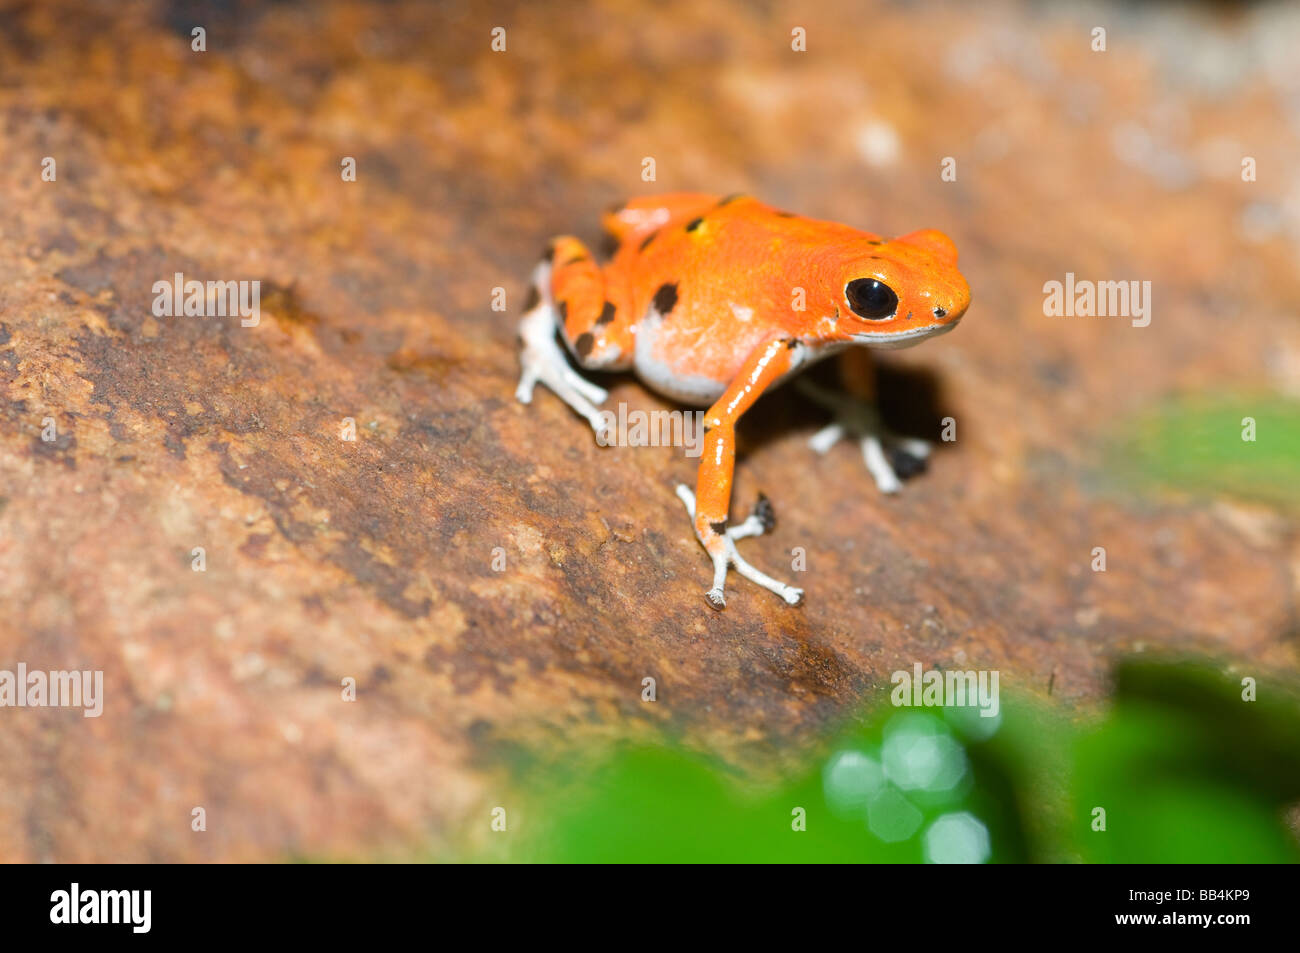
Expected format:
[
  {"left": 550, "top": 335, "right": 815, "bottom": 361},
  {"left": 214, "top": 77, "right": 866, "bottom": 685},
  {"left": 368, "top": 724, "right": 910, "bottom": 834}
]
[{"left": 516, "top": 193, "right": 971, "bottom": 609}]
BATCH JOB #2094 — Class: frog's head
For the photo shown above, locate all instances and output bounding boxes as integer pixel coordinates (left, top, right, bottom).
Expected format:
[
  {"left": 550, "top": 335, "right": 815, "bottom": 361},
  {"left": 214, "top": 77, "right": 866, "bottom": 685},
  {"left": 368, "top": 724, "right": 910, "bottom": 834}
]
[{"left": 829, "top": 229, "right": 970, "bottom": 349}]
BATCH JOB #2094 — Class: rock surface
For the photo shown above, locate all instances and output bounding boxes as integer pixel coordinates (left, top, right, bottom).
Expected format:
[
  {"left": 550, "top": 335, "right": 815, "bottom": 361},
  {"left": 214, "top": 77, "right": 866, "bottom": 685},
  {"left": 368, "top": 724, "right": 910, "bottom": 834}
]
[{"left": 0, "top": 0, "right": 1297, "bottom": 860}]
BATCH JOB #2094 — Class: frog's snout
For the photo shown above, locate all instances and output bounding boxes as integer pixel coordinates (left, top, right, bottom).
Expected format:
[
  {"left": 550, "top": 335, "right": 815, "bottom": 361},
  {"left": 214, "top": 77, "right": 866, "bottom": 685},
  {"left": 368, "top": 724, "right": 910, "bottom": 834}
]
[
  {"left": 931, "top": 275, "right": 971, "bottom": 326},
  {"left": 931, "top": 301, "right": 965, "bottom": 326}
]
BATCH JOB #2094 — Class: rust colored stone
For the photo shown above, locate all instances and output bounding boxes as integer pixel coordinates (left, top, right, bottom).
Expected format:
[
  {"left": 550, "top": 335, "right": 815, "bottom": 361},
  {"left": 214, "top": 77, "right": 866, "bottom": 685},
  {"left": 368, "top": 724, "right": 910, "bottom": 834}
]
[{"left": 0, "top": 0, "right": 1296, "bottom": 861}]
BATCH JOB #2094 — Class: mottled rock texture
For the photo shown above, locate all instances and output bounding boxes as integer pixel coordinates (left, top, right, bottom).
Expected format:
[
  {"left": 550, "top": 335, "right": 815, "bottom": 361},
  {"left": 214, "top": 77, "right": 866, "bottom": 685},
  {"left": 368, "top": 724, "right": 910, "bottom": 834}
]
[{"left": 0, "top": 0, "right": 1297, "bottom": 860}]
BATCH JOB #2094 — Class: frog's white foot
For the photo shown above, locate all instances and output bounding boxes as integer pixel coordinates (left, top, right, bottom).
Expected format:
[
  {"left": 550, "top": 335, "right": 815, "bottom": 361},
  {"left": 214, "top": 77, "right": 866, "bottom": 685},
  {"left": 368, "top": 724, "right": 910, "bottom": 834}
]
[
  {"left": 798, "top": 379, "right": 930, "bottom": 495},
  {"left": 675, "top": 485, "right": 803, "bottom": 609},
  {"left": 516, "top": 292, "right": 610, "bottom": 442}
]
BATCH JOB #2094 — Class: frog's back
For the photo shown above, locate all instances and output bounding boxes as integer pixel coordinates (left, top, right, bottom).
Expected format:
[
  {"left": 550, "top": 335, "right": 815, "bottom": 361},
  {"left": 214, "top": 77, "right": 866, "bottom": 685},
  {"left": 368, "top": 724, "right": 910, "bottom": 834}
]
[
  {"left": 614, "top": 196, "right": 873, "bottom": 317},
  {"left": 609, "top": 196, "right": 858, "bottom": 403}
]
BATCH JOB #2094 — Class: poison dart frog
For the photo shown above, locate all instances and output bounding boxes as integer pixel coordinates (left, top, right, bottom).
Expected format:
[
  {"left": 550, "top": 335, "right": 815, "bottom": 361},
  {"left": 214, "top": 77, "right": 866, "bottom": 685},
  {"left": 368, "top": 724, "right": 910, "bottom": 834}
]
[{"left": 516, "top": 193, "right": 971, "bottom": 609}]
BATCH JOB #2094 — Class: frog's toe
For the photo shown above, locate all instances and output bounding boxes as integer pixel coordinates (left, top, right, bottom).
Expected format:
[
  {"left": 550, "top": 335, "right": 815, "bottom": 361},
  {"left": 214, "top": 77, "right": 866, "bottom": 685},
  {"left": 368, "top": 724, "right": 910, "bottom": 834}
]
[
  {"left": 896, "top": 436, "right": 932, "bottom": 460},
  {"left": 885, "top": 443, "right": 929, "bottom": 480},
  {"left": 808, "top": 421, "right": 847, "bottom": 455},
  {"left": 726, "top": 493, "right": 776, "bottom": 541},
  {"left": 709, "top": 542, "right": 803, "bottom": 608},
  {"left": 862, "top": 434, "right": 904, "bottom": 494},
  {"left": 728, "top": 546, "right": 804, "bottom": 605},
  {"left": 514, "top": 368, "right": 539, "bottom": 404},
  {"left": 563, "top": 366, "right": 609, "bottom": 406}
]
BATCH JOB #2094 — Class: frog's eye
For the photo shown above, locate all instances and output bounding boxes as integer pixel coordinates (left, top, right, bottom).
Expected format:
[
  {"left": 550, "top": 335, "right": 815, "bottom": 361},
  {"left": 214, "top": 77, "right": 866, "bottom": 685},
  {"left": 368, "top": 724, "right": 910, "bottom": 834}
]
[{"left": 845, "top": 278, "right": 898, "bottom": 320}]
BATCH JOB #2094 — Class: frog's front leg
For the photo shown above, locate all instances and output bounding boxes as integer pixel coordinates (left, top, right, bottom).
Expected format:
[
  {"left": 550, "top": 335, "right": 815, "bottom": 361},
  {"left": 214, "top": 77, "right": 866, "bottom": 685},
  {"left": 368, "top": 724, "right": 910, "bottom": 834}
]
[
  {"left": 678, "top": 335, "right": 804, "bottom": 610},
  {"left": 798, "top": 349, "right": 930, "bottom": 494}
]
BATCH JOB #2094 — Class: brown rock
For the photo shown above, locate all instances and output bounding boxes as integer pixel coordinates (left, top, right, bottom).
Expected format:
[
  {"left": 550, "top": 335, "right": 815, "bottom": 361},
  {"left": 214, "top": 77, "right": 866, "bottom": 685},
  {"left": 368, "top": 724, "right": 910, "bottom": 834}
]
[{"left": 0, "top": 0, "right": 1296, "bottom": 861}]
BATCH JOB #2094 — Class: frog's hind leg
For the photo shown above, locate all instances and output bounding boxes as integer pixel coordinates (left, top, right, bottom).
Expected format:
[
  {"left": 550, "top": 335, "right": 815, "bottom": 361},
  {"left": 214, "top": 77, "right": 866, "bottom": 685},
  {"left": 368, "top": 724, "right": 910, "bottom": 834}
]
[
  {"left": 516, "top": 237, "right": 633, "bottom": 440},
  {"left": 516, "top": 261, "right": 610, "bottom": 440},
  {"left": 547, "top": 236, "right": 634, "bottom": 372}
]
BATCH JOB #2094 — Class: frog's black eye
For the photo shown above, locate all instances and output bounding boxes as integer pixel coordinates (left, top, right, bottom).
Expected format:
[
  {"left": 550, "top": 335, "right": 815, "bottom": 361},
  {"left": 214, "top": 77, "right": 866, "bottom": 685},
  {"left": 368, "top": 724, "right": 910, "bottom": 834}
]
[{"left": 845, "top": 278, "right": 898, "bottom": 320}]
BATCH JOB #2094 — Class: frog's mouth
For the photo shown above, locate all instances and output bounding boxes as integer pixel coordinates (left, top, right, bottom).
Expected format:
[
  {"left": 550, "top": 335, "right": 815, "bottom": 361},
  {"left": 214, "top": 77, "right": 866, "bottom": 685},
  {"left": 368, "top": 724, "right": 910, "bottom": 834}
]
[{"left": 851, "top": 318, "right": 960, "bottom": 350}]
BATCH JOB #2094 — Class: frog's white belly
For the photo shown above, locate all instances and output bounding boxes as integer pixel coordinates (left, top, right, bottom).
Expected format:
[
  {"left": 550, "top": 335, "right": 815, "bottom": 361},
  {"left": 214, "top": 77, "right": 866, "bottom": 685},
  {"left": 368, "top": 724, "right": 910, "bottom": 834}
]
[
  {"left": 631, "top": 312, "right": 847, "bottom": 408},
  {"left": 631, "top": 313, "right": 729, "bottom": 407}
]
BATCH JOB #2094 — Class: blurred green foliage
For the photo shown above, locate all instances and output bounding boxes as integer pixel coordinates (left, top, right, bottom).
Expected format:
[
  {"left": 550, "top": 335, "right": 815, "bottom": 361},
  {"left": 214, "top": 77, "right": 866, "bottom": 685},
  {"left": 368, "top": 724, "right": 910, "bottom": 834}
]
[
  {"left": 1069, "top": 663, "right": 1300, "bottom": 863},
  {"left": 485, "top": 661, "right": 1299, "bottom": 863},
  {"left": 1107, "top": 396, "right": 1300, "bottom": 509}
]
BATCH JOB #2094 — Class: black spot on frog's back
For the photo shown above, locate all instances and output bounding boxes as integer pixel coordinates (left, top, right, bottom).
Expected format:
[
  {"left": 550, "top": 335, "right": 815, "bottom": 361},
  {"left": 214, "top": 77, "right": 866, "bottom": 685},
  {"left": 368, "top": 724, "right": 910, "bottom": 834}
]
[{"left": 653, "top": 282, "right": 679, "bottom": 316}]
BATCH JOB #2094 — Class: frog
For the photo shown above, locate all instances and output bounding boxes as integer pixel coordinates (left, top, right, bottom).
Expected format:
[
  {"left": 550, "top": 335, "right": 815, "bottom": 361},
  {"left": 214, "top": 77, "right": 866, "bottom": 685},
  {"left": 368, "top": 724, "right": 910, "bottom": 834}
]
[{"left": 515, "top": 192, "right": 971, "bottom": 609}]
